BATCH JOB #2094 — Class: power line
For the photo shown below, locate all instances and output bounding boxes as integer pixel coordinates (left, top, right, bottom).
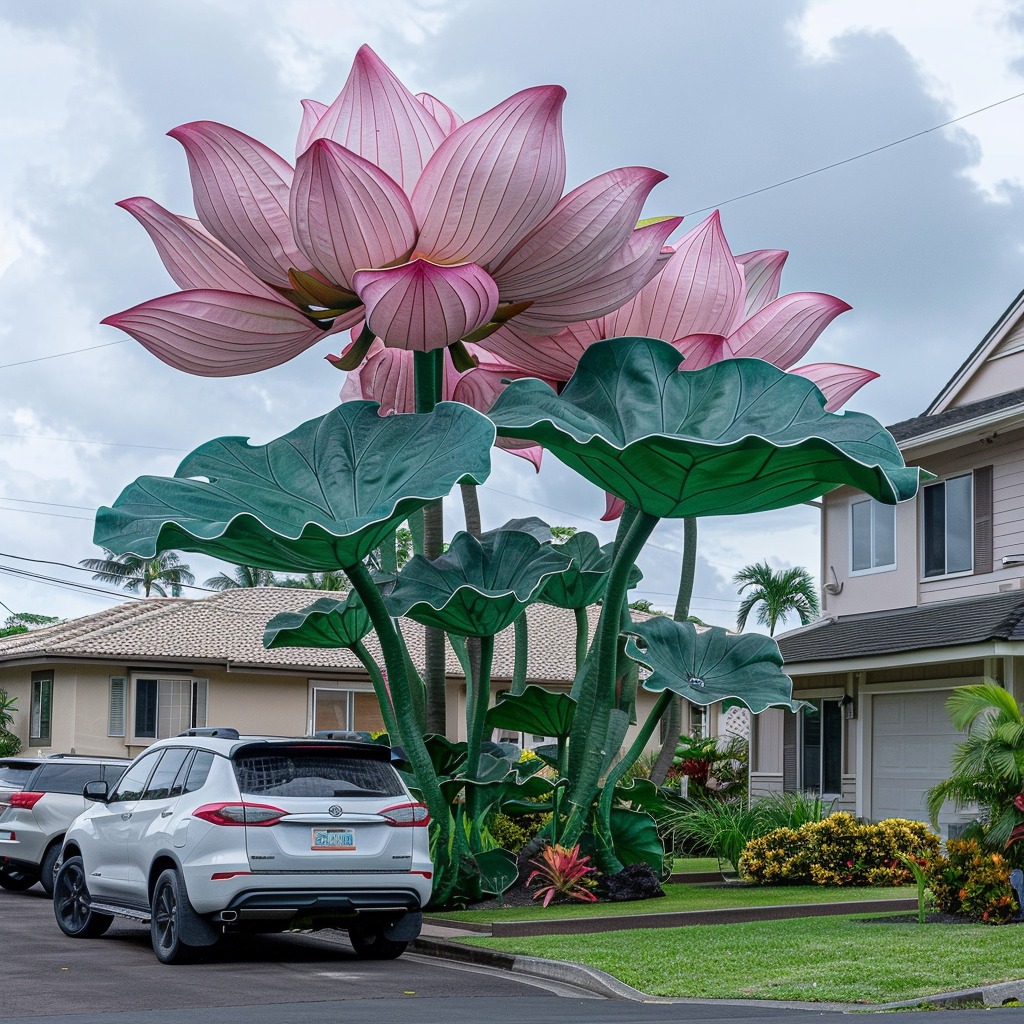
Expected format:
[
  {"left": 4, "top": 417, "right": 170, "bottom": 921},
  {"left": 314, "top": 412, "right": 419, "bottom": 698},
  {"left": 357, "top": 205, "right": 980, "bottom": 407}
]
[
  {"left": 685, "top": 89, "right": 1024, "bottom": 216},
  {"left": 0, "top": 340, "right": 127, "bottom": 371},
  {"left": 0, "top": 431, "right": 185, "bottom": 452}
]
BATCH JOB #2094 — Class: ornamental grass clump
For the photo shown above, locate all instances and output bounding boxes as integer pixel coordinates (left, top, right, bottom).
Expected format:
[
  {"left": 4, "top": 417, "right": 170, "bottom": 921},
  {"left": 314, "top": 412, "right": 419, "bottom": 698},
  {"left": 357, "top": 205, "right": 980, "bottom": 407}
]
[
  {"left": 927, "top": 838, "right": 1019, "bottom": 924},
  {"left": 526, "top": 842, "right": 598, "bottom": 907}
]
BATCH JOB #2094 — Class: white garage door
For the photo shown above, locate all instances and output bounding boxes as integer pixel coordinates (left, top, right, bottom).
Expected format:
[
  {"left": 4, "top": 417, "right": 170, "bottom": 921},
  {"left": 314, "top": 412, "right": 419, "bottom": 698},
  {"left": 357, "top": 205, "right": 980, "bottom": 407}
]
[{"left": 870, "top": 690, "right": 963, "bottom": 828}]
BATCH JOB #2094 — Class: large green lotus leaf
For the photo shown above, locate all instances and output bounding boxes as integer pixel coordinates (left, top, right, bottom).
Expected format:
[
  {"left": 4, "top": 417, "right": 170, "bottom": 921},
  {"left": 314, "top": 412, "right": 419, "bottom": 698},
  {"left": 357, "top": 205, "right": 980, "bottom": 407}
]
[
  {"left": 383, "top": 529, "right": 574, "bottom": 637},
  {"left": 475, "top": 848, "right": 519, "bottom": 896},
  {"left": 538, "top": 531, "right": 641, "bottom": 609},
  {"left": 612, "top": 776, "right": 671, "bottom": 815},
  {"left": 263, "top": 594, "right": 371, "bottom": 650},
  {"left": 94, "top": 401, "right": 494, "bottom": 571},
  {"left": 608, "top": 807, "right": 664, "bottom": 871},
  {"left": 485, "top": 685, "right": 576, "bottom": 739},
  {"left": 623, "top": 617, "right": 810, "bottom": 713},
  {"left": 488, "top": 337, "right": 926, "bottom": 518},
  {"left": 490, "top": 517, "right": 553, "bottom": 543}
]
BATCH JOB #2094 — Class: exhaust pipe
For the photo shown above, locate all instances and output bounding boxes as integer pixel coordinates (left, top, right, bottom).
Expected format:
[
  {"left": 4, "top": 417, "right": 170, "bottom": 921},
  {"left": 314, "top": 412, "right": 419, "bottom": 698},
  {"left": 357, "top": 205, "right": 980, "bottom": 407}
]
[{"left": 220, "top": 910, "right": 238, "bottom": 922}]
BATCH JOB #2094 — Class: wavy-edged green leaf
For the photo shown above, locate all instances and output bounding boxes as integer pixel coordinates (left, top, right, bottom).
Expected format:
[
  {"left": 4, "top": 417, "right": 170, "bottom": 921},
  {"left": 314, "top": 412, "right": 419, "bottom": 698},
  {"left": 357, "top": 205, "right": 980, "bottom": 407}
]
[
  {"left": 489, "top": 517, "right": 553, "bottom": 543},
  {"left": 488, "top": 337, "right": 927, "bottom": 518},
  {"left": 383, "top": 529, "right": 574, "bottom": 637},
  {"left": 263, "top": 593, "right": 371, "bottom": 650},
  {"left": 486, "top": 685, "right": 576, "bottom": 739},
  {"left": 94, "top": 401, "right": 494, "bottom": 571},
  {"left": 538, "top": 531, "right": 641, "bottom": 609},
  {"left": 623, "top": 617, "right": 810, "bottom": 712},
  {"left": 612, "top": 776, "right": 671, "bottom": 815},
  {"left": 608, "top": 807, "right": 664, "bottom": 871},
  {"left": 476, "top": 848, "right": 519, "bottom": 895}
]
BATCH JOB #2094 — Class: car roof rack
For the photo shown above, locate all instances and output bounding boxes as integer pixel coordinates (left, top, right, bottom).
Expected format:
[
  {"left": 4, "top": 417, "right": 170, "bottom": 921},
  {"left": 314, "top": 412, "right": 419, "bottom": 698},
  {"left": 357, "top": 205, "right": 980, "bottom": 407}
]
[{"left": 177, "top": 727, "right": 240, "bottom": 739}]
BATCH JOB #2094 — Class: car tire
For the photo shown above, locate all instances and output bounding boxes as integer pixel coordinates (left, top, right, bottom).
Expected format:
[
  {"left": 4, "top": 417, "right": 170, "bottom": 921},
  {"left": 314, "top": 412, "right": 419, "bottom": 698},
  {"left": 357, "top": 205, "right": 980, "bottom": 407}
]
[
  {"left": 348, "top": 921, "right": 408, "bottom": 960},
  {"left": 53, "top": 856, "right": 113, "bottom": 937},
  {"left": 0, "top": 862, "right": 39, "bottom": 892},
  {"left": 39, "top": 842, "right": 62, "bottom": 896},
  {"left": 151, "top": 869, "right": 201, "bottom": 965}
]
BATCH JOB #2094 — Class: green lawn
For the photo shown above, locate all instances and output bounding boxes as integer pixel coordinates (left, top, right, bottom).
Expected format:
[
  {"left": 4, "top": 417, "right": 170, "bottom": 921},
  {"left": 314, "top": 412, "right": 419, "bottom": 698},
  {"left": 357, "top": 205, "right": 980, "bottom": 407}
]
[
  {"left": 461, "top": 913, "right": 1024, "bottom": 1003},
  {"left": 431, "top": 882, "right": 917, "bottom": 924}
]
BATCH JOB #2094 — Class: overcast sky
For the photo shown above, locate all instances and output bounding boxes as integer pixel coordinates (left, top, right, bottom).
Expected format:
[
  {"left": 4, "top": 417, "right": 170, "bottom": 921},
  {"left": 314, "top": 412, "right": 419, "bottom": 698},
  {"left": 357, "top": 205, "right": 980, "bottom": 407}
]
[{"left": 1, "top": 0, "right": 1022, "bottom": 631}]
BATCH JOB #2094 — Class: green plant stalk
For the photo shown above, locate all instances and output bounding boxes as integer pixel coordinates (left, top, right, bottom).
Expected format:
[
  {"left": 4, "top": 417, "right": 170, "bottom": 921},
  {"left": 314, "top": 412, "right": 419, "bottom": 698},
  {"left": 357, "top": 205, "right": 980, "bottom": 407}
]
[
  {"left": 897, "top": 854, "right": 929, "bottom": 925},
  {"left": 465, "top": 633, "right": 495, "bottom": 848},
  {"left": 593, "top": 689, "right": 673, "bottom": 872},
  {"left": 344, "top": 559, "right": 451, "bottom": 890},
  {"left": 563, "top": 507, "right": 659, "bottom": 846},
  {"left": 573, "top": 607, "right": 588, "bottom": 673},
  {"left": 351, "top": 639, "right": 399, "bottom": 740},
  {"left": 511, "top": 614, "right": 528, "bottom": 695}
]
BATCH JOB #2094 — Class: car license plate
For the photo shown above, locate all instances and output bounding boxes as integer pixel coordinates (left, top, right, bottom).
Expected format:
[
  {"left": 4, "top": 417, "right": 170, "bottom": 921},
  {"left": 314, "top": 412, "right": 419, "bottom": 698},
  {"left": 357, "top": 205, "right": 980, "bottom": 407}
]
[{"left": 311, "top": 828, "right": 355, "bottom": 851}]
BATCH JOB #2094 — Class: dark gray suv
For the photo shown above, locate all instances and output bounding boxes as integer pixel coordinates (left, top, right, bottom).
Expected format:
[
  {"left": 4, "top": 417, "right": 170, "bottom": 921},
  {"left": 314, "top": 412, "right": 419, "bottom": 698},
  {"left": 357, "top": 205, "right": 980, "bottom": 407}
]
[{"left": 0, "top": 755, "right": 130, "bottom": 893}]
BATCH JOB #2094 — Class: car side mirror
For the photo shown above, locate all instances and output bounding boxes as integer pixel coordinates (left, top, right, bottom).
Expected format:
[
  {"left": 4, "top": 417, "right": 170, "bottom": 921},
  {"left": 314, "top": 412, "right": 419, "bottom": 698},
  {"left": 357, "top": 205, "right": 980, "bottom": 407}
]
[{"left": 83, "top": 780, "right": 109, "bottom": 802}]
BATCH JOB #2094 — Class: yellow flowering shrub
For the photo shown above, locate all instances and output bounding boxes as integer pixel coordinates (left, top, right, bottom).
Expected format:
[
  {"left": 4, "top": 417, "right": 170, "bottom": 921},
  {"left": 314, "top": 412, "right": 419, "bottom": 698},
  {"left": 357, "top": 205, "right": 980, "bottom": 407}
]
[{"left": 927, "top": 838, "right": 1019, "bottom": 924}]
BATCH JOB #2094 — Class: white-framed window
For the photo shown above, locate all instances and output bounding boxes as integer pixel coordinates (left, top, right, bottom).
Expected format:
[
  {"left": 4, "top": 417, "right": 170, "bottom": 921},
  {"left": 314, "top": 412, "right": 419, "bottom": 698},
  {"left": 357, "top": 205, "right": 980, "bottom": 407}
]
[
  {"left": 922, "top": 473, "right": 973, "bottom": 577},
  {"left": 30, "top": 672, "right": 53, "bottom": 746},
  {"left": 132, "top": 677, "right": 208, "bottom": 740},
  {"left": 108, "top": 677, "right": 127, "bottom": 737},
  {"left": 311, "top": 685, "right": 386, "bottom": 735},
  {"left": 850, "top": 497, "right": 896, "bottom": 573},
  {"left": 800, "top": 698, "right": 843, "bottom": 796}
]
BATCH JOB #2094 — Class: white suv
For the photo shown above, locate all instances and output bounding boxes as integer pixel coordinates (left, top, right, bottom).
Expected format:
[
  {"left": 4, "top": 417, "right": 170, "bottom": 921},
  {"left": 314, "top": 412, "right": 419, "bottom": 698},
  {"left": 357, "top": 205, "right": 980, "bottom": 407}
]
[{"left": 55, "top": 730, "right": 432, "bottom": 964}]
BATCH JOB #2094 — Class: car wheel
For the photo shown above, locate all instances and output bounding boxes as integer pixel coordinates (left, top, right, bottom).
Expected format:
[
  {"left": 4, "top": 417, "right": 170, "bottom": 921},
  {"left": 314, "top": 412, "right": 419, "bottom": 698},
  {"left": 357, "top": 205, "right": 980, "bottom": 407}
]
[
  {"left": 53, "top": 856, "right": 113, "bottom": 937},
  {"left": 151, "top": 869, "right": 199, "bottom": 965},
  {"left": 39, "top": 842, "right": 62, "bottom": 896},
  {"left": 0, "top": 862, "right": 39, "bottom": 892},
  {"left": 348, "top": 921, "right": 408, "bottom": 960}
]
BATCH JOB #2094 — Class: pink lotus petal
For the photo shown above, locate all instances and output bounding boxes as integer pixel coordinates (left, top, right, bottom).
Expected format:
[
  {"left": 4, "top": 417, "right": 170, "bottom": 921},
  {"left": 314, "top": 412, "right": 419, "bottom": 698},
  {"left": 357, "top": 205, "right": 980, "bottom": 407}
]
[
  {"left": 117, "top": 197, "right": 280, "bottom": 299},
  {"left": 353, "top": 259, "right": 499, "bottom": 352},
  {"left": 102, "top": 290, "right": 337, "bottom": 376},
  {"left": 340, "top": 340, "right": 416, "bottom": 412},
  {"left": 671, "top": 333, "right": 733, "bottom": 370},
  {"left": 491, "top": 167, "right": 667, "bottom": 300},
  {"left": 605, "top": 211, "right": 744, "bottom": 341},
  {"left": 416, "top": 92, "right": 464, "bottom": 136},
  {"left": 305, "top": 44, "right": 447, "bottom": 191},
  {"left": 296, "top": 99, "right": 329, "bottom": 157},
  {"left": 510, "top": 217, "right": 681, "bottom": 333},
  {"left": 478, "top": 321, "right": 602, "bottom": 380},
  {"left": 291, "top": 140, "right": 418, "bottom": 292},
  {"left": 726, "top": 292, "right": 852, "bottom": 368},
  {"left": 499, "top": 440, "right": 544, "bottom": 470},
  {"left": 602, "top": 493, "right": 625, "bottom": 522},
  {"left": 735, "top": 249, "right": 787, "bottom": 318},
  {"left": 789, "top": 363, "right": 880, "bottom": 411},
  {"left": 412, "top": 86, "right": 567, "bottom": 267},
  {"left": 169, "top": 121, "right": 307, "bottom": 288}
]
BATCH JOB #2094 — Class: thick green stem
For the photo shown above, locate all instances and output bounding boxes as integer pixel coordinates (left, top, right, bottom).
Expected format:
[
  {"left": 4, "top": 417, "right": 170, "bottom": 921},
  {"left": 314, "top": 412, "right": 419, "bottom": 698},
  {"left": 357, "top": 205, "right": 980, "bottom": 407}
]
[
  {"left": 563, "top": 507, "right": 659, "bottom": 846},
  {"left": 351, "top": 639, "right": 399, "bottom": 740},
  {"left": 344, "top": 561, "right": 446, "bottom": 833},
  {"left": 511, "top": 613, "right": 528, "bottom": 695},
  {"left": 574, "top": 606, "right": 588, "bottom": 673},
  {"left": 465, "top": 634, "right": 495, "bottom": 848}
]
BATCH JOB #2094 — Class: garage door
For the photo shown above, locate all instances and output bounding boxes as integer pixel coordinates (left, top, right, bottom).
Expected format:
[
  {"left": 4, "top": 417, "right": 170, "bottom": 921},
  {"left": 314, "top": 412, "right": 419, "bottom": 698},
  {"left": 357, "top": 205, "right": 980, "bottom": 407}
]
[{"left": 870, "top": 690, "right": 964, "bottom": 829}]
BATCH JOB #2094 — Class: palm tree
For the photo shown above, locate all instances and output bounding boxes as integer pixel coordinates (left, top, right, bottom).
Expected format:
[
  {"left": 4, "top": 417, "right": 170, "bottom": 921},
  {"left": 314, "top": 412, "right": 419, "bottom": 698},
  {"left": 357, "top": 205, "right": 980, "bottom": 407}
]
[
  {"left": 927, "top": 684, "right": 1024, "bottom": 850},
  {"left": 278, "top": 571, "right": 350, "bottom": 592},
  {"left": 204, "top": 565, "right": 278, "bottom": 590},
  {"left": 732, "top": 562, "right": 820, "bottom": 636},
  {"left": 80, "top": 548, "right": 195, "bottom": 597}
]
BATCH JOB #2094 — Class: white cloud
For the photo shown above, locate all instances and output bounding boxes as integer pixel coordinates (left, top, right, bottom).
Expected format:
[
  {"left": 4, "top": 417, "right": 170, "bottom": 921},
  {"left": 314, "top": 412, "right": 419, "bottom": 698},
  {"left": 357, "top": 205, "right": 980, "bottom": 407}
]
[{"left": 794, "top": 0, "right": 1024, "bottom": 198}]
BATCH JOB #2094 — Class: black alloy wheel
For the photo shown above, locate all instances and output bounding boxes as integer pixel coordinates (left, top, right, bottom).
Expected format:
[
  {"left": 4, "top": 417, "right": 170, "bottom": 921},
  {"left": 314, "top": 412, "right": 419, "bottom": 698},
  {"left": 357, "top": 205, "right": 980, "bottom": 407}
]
[
  {"left": 53, "top": 856, "right": 113, "bottom": 937},
  {"left": 151, "top": 869, "right": 198, "bottom": 965}
]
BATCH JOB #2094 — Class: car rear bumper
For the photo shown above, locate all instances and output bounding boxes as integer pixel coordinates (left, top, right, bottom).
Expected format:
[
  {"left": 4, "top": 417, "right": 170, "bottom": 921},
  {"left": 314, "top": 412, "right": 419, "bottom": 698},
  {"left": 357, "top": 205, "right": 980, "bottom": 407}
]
[{"left": 216, "top": 887, "right": 422, "bottom": 926}]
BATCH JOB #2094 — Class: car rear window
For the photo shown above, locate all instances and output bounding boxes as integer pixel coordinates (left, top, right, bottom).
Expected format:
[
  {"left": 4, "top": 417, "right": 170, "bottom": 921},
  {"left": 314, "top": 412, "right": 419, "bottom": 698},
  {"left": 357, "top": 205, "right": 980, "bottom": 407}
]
[
  {"left": 0, "top": 763, "right": 35, "bottom": 790},
  {"left": 233, "top": 752, "right": 403, "bottom": 798},
  {"left": 33, "top": 763, "right": 119, "bottom": 795}
]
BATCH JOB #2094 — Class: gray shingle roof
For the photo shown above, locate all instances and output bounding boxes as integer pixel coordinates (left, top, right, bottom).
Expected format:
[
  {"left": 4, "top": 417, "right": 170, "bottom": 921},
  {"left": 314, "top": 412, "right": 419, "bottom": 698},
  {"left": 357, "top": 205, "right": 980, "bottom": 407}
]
[
  {"left": 887, "top": 387, "right": 1024, "bottom": 442},
  {"left": 0, "top": 588, "right": 597, "bottom": 682},
  {"left": 777, "top": 590, "right": 1024, "bottom": 664}
]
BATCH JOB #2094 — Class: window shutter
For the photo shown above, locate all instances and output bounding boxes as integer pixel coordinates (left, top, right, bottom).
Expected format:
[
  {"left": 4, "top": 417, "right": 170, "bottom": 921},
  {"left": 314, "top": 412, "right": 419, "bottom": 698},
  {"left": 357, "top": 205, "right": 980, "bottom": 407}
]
[
  {"left": 191, "top": 679, "right": 208, "bottom": 729},
  {"left": 782, "top": 710, "right": 798, "bottom": 792},
  {"left": 108, "top": 677, "right": 127, "bottom": 737},
  {"left": 974, "top": 464, "right": 994, "bottom": 575}
]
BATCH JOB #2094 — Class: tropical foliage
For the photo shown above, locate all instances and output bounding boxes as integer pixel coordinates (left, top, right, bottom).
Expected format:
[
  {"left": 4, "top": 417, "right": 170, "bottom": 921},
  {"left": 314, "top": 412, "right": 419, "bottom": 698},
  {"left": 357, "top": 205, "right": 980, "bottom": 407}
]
[
  {"left": 526, "top": 843, "right": 597, "bottom": 907},
  {"left": 0, "top": 689, "right": 20, "bottom": 756},
  {"left": 79, "top": 548, "right": 194, "bottom": 597},
  {"left": 733, "top": 562, "right": 820, "bottom": 635},
  {"left": 0, "top": 612, "right": 60, "bottom": 638},
  {"left": 204, "top": 565, "right": 279, "bottom": 589}
]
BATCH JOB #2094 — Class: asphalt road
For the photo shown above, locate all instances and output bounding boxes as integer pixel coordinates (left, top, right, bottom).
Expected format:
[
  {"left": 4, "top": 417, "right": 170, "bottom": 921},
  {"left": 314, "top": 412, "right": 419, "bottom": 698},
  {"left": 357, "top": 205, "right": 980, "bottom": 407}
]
[{"left": 3, "top": 884, "right": 1024, "bottom": 1023}]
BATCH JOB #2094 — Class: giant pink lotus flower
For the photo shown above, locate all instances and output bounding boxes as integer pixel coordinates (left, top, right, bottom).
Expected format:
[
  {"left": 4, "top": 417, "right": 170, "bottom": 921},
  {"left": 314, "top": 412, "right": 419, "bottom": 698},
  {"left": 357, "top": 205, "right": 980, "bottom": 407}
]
[
  {"left": 102, "top": 45, "right": 679, "bottom": 376},
  {"left": 478, "top": 211, "right": 878, "bottom": 519}
]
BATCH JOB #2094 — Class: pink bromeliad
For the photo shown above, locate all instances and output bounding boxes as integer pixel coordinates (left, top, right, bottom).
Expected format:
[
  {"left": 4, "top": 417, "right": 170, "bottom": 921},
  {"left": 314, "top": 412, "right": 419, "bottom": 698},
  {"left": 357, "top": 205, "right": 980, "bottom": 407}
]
[{"left": 103, "top": 45, "right": 678, "bottom": 376}]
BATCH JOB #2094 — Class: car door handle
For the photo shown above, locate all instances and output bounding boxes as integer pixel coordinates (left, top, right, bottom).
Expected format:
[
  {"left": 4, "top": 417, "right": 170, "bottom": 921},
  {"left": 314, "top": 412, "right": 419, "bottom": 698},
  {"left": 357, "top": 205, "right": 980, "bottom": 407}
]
[
  {"left": 160, "top": 809, "right": 174, "bottom": 817},
  {"left": 120, "top": 812, "right": 132, "bottom": 820}
]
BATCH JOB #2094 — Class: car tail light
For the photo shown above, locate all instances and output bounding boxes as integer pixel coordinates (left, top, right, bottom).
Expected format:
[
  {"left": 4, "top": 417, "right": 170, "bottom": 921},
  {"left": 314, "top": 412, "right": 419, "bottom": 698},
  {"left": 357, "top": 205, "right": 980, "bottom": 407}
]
[
  {"left": 192, "top": 802, "right": 286, "bottom": 827},
  {"left": 379, "top": 802, "right": 430, "bottom": 827},
  {"left": 10, "top": 792, "right": 43, "bottom": 810}
]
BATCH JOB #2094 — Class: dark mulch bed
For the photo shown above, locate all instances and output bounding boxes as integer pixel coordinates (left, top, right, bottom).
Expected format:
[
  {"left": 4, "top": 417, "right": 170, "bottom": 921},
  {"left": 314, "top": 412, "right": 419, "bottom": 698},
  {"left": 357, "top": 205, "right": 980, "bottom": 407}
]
[{"left": 856, "top": 912, "right": 1009, "bottom": 926}]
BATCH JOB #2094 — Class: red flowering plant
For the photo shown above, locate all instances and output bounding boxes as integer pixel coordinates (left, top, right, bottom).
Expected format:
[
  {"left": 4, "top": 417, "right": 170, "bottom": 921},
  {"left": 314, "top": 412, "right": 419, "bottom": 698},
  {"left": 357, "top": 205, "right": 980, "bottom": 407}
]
[{"left": 526, "top": 843, "right": 598, "bottom": 907}]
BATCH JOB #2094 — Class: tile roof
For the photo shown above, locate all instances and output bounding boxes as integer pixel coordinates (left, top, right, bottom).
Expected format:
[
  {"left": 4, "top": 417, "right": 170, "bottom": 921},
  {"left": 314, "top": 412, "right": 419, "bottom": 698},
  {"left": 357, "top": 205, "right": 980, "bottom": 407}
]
[
  {"left": 777, "top": 590, "right": 1024, "bottom": 664},
  {"left": 0, "top": 588, "right": 602, "bottom": 683}
]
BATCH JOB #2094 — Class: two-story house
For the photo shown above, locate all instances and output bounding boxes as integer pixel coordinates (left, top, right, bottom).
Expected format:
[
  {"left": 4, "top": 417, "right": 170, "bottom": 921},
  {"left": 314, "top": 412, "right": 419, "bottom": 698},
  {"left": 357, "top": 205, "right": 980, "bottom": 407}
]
[{"left": 751, "top": 288, "right": 1024, "bottom": 837}]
